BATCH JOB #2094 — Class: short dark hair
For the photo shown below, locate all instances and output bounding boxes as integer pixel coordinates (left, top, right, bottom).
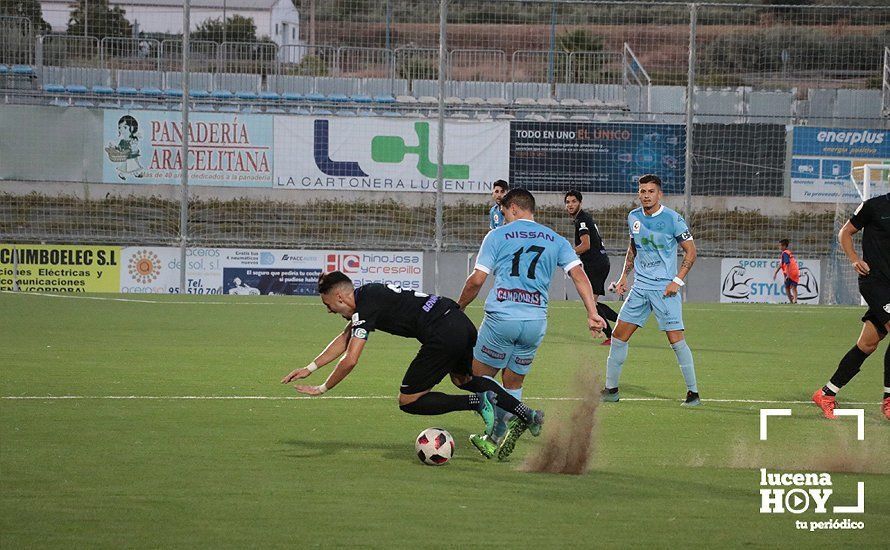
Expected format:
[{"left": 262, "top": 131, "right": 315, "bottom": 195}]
[
  {"left": 501, "top": 188, "right": 535, "bottom": 212},
  {"left": 318, "top": 271, "right": 353, "bottom": 294},
  {"left": 638, "top": 174, "right": 662, "bottom": 188},
  {"left": 493, "top": 179, "right": 509, "bottom": 191},
  {"left": 564, "top": 189, "right": 582, "bottom": 203},
  {"left": 779, "top": 239, "right": 790, "bottom": 248}
]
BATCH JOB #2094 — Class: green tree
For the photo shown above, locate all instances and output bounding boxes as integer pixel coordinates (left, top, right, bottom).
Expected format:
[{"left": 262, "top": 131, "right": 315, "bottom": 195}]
[
  {"left": 67, "top": 0, "right": 132, "bottom": 40},
  {"left": 0, "top": 0, "right": 51, "bottom": 33},
  {"left": 193, "top": 15, "right": 257, "bottom": 43},
  {"left": 555, "top": 29, "right": 604, "bottom": 84}
]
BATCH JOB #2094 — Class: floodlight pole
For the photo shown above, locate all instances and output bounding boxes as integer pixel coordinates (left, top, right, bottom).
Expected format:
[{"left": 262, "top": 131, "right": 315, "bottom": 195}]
[
  {"left": 179, "top": 0, "right": 191, "bottom": 294},
  {"left": 434, "top": 0, "right": 447, "bottom": 295}
]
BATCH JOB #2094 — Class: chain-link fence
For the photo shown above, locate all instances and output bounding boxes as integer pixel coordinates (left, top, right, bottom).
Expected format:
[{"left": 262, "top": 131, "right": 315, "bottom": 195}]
[{"left": 1, "top": 1, "right": 888, "bottom": 299}]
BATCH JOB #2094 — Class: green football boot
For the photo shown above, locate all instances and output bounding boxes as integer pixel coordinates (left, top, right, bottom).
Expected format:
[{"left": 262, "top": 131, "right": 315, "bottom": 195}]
[
  {"left": 477, "top": 392, "right": 495, "bottom": 435},
  {"left": 601, "top": 388, "right": 620, "bottom": 402},
  {"left": 469, "top": 433, "right": 496, "bottom": 459},
  {"left": 496, "top": 410, "right": 543, "bottom": 461}
]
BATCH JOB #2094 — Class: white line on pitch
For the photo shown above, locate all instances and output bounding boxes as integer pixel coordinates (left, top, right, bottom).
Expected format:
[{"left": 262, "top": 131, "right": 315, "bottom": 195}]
[
  {"left": 0, "top": 291, "right": 863, "bottom": 312},
  {"left": 0, "top": 395, "right": 880, "bottom": 405}
]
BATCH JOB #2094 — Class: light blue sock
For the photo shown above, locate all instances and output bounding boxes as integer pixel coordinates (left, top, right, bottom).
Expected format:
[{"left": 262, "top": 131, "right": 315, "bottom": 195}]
[
  {"left": 606, "top": 337, "right": 628, "bottom": 390},
  {"left": 671, "top": 339, "right": 698, "bottom": 393},
  {"left": 493, "top": 387, "right": 522, "bottom": 441}
]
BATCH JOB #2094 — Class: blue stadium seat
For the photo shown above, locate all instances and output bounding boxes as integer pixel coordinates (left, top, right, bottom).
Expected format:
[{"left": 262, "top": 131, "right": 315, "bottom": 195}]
[
  {"left": 259, "top": 91, "right": 281, "bottom": 101},
  {"left": 65, "top": 84, "right": 88, "bottom": 94},
  {"left": 282, "top": 92, "right": 303, "bottom": 101},
  {"left": 234, "top": 91, "right": 256, "bottom": 100},
  {"left": 139, "top": 87, "right": 163, "bottom": 97},
  {"left": 43, "top": 84, "right": 65, "bottom": 93},
  {"left": 11, "top": 65, "right": 34, "bottom": 75},
  {"left": 189, "top": 89, "right": 211, "bottom": 99},
  {"left": 92, "top": 85, "right": 114, "bottom": 95},
  {"left": 373, "top": 94, "right": 396, "bottom": 104},
  {"left": 305, "top": 92, "right": 327, "bottom": 102},
  {"left": 350, "top": 94, "right": 373, "bottom": 104},
  {"left": 327, "top": 93, "right": 349, "bottom": 103},
  {"left": 212, "top": 90, "right": 234, "bottom": 100},
  {"left": 335, "top": 110, "right": 358, "bottom": 117},
  {"left": 313, "top": 108, "right": 333, "bottom": 115},
  {"left": 116, "top": 86, "right": 138, "bottom": 96},
  {"left": 164, "top": 88, "right": 184, "bottom": 97},
  {"left": 0, "top": 65, "right": 8, "bottom": 74}
]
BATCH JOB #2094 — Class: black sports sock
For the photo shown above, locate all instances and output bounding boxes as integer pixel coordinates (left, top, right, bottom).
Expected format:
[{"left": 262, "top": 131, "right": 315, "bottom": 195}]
[
  {"left": 829, "top": 345, "right": 870, "bottom": 390},
  {"left": 399, "top": 392, "right": 476, "bottom": 415},
  {"left": 457, "top": 376, "right": 533, "bottom": 423},
  {"left": 597, "top": 302, "right": 619, "bottom": 322},
  {"left": 602, "top": 319, "right": 613, "bottom": 339}
]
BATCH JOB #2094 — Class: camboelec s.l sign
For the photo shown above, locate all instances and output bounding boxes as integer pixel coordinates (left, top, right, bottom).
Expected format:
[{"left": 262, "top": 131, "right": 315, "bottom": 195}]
[
  {"left": 790, "top": 127, "right": 890, "bottom": 203},
  {"left": 720, "top": 257, "right": 821, "bottom": 304},
  {"left": 273, "top": 117, "right": 509, "bottom": 193}
]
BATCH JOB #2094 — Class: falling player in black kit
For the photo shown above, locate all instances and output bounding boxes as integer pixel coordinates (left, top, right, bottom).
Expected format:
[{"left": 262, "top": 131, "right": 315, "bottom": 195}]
[
  {"left": 565, "top": 190, "right": 619, "bottom": 344},
  {"left": 812, "top": 192, "right": 890, "bottom": 420},
  {"left": 281, "top": 271, "right": 544, "bottom": 434}
]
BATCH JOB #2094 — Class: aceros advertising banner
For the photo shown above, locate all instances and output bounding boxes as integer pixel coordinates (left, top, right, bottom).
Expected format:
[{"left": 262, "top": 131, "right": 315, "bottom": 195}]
[
  {"left": 720, "top": 257, "right": 821, "bottom": 304},
  {"left": 509, "top": 122, "right": 686, "bottom": 193},
  {"left": 103, "top": 110, "right": 273, "bottom": 187},
  {"left": 790, "top": 127, "right": 889, "bottom": 203},
  {"left": 118, "top": 248, "right": 424, "bottom": 295},
  {"left": 274, "top": 117, "right": 509, "bottom": 193}
]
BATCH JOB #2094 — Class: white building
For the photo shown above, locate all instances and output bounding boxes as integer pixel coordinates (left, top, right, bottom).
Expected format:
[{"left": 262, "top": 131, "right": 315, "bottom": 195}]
[{"left": 40, "top": 0, "right": 303, "bottom": 60}]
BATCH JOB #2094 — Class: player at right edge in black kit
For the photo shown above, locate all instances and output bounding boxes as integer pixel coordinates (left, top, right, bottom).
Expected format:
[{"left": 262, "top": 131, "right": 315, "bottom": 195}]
[
  {"left": 813, "top": 191, "right": 890, "bottom": 420},
  {"left": 565, "top": 190, "right": 619, "bottom": 344}
]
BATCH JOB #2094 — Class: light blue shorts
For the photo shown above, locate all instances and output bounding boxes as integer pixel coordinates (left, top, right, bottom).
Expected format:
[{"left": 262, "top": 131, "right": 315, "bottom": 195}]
[
  {"left": 618, "top": 287, "right": 685, "bottom": 331},
  {"left": 473, "top": 314, "right": 547, "bottom": 375}
]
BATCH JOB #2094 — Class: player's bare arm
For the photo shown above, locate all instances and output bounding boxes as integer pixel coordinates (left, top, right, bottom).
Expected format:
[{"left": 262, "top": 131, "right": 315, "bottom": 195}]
[
  {"left": 281, "top": 323, "right": 352, "bottom": 383},
  {"left": 665, "top": 239, "right": 696, "bottom": 297},
  {"left": 567, "top": 264, "right": 605, "bottom": 336},
  {"left": 574, "top": 234, "right": 590, "bottom": 256},
  {"left": 457, "top": 269, "right": 488, "bottom": 309},
  {"left": 615, "top": 239, "right": 636, "bottom": 295},
  {"left": 295, "top": 335, "right": 366, "bottom": 396},
  {"left": 838, "top": 220, "right": 870, "bottom": 276}
]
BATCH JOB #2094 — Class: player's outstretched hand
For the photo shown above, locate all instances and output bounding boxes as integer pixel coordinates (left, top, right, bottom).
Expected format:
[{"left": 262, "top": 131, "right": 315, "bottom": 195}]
[
  {"left": 588, "top": 314, "right": 605, "bottom": 338},
  {"left": 294, "top": 385, "right": 325, "bottom": 396},
  {"left": 281, "top": 367, "right": 312, "bottom": 384},
  {"left": 663, "top": 281, "right": 681, "bottom": 297},
  {"left": 611, "top": 279, "right": 628, "bottom": 296},
  {"left": 852, "top": 260, "right": 870, "bottom": 276}
]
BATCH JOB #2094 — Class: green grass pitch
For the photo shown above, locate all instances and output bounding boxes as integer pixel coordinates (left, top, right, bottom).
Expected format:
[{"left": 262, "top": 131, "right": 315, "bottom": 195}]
[{"left": 1, "top": 293, "right": 888, "bottom": 547}]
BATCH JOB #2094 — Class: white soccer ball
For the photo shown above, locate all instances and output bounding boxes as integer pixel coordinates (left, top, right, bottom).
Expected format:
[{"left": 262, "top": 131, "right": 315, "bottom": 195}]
[{"left": 415, "top": 427, "right": 454, "bottom": 466}]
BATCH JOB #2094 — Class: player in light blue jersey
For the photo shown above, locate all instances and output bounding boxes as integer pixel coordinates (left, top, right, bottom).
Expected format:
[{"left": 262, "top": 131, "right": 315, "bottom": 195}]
[
  {"left": 458, "top": 188, "right": 605, "bottom": 460},
  {"left": 488, "top": 179, "right": 508, "bottom": 229},
  {"left": 604, "top": 174, "right": 700, "bottom": 406}
]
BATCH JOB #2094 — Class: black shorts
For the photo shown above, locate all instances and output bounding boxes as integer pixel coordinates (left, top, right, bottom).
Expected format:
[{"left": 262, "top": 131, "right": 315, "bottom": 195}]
[
  {"left": 583, "top": 259, "right": 611, "bottom": 296},
  {"left": 859, "top": 276, "right": 890, "bottom": 336},
  {"left": 400, "top": 309, "right": 477, "bottom": 394}
]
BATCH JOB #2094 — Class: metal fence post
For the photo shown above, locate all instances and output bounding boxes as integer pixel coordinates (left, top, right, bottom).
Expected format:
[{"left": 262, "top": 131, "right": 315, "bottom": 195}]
[
  {"left": 684, "top": 3, "right": 696, "bottom": 219},
  {"left": 179, "top": 0, "right": 191, "bottom": 294},
  {"left": 434, "top": 0, "right": 448, "bottom": 295}
]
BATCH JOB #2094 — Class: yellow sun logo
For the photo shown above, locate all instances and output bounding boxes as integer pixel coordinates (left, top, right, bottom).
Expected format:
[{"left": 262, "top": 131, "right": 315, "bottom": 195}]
[{"left": 128, "top": 250, "right": 161, "bottom": 284}]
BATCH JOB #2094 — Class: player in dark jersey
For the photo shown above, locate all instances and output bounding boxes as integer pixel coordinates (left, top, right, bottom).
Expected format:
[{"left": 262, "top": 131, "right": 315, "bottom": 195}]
[
  {"left": 281, "top": 271, "right": 545, "bottom": 434},
  {"left": 812, "top": 192, "right": 890, "bottom": 420},
  {"left": 565, "top": 190, "right": 619, "bottom": 344}
]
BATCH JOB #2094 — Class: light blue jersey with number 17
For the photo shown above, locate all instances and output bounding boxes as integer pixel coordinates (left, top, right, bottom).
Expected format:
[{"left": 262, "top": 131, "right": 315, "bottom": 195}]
[{"left": 474, "top": 219, "right": 581, "bottom": 321}]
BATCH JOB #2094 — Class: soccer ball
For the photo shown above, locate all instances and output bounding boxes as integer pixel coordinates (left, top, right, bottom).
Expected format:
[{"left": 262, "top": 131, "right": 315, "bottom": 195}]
[{"left": 415, "top": 427, "right": 454, "bottom": 466}]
